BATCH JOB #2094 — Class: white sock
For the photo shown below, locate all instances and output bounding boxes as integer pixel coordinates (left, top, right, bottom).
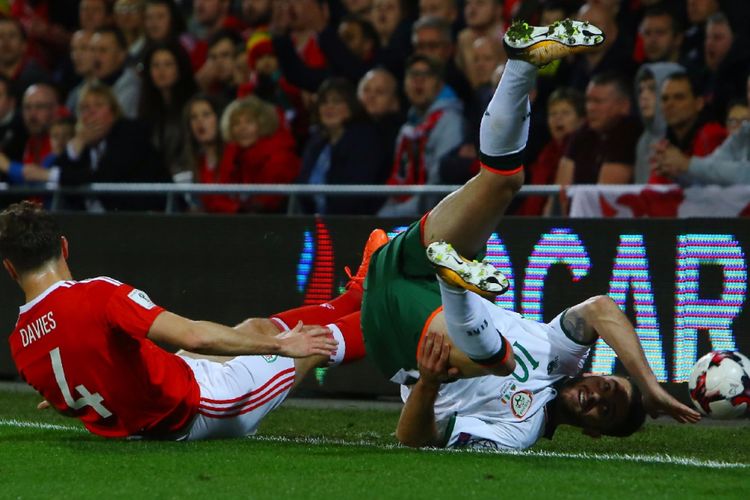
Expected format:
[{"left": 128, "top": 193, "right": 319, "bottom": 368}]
[
  {"left": 479, "top": 59, "right": 537, "bottom": 158},
  {"left": 327, "top": 323, "right": 346, "bottom": 367},
  {"left": 438, "top": 277, "right": 505, "bottom": 363}
]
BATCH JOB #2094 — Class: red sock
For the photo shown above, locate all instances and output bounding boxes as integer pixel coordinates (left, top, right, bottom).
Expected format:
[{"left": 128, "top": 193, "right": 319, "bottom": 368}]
[
  {"left": 270, "top": 287, "right": 362, "bottom": 330},
  {"left": 328, "top": 311, "right": 366, "bottom": 365}
]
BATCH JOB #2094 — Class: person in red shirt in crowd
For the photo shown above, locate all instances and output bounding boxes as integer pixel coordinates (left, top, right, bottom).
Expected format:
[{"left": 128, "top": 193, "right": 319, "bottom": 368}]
[
  {"left": 0, "top": 17, "right": 49, "bottom": 98},
  {"left": 648, "top": 72, "right": 726, "bottom": 184},
  {"left": 1, "top": 201, "right": 384, "bottom": 440},
  {"left": 220, "top": 95, "right": 301, "bottom": 213},
  {"left": 10, "top": 1, "right": 76, "bottom": 69},
  {"left": 519, "top": 88, "right": 585, "bottom": 216}
]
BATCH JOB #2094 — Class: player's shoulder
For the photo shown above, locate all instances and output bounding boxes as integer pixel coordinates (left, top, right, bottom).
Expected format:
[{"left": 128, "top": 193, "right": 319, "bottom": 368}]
[{"left": 76, "top": 276, "right": 127, "bottom": 289}]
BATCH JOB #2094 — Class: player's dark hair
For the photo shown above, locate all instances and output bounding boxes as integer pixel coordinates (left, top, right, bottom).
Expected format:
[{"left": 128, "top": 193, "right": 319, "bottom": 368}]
[
  {"left": 604, "top": 382, "right": 647, "bottom": 438},
  {"left": 0, "top": 201, "right": 63, "bottom": 274}
]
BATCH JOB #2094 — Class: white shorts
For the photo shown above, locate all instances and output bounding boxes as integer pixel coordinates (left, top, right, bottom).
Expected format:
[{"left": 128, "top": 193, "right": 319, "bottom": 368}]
[{"left": 178, "top": 354, "right": 296, "bottom": 440}]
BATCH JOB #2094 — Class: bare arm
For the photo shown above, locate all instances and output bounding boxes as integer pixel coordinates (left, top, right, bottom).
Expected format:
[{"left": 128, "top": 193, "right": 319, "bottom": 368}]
[
  {"left": 147, "top": 311, "right": 337, "bottom": 358},
  {"left": 566, "top": 296, "right": 700, "bottom": 423},
  {"left": 396, "top": 331, "right": 460, "bottom": 447},
  {"left": 598, "top": 162, "right": 633, "bottom": 184}
]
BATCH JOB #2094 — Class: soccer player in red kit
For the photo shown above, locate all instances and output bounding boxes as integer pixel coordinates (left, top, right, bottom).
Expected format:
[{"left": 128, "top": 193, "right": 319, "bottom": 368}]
[{"left": 1, "top": 201, "right": 382, "bottom": 440}]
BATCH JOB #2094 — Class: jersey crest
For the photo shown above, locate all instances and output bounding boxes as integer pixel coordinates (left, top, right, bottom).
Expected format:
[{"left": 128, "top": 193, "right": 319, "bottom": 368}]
[{"left": 510, "top": 390, "right": 533, "bottom": 419}]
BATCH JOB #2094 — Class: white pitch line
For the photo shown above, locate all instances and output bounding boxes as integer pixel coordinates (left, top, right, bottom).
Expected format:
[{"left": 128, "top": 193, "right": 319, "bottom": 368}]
[{"left": 1, "top": 419, "right": 747, "bottom": 469}]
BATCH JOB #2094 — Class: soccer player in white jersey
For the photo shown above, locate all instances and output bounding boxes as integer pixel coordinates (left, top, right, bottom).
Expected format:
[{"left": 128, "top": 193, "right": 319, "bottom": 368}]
[{"left": 360, "top": 20, "right": 701, "bottom": 450}]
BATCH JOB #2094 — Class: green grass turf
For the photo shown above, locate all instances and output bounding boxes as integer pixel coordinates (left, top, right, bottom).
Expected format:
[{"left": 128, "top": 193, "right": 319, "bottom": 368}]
[{"left": 1, "top": 389, "right": 749, "bottom": 499}]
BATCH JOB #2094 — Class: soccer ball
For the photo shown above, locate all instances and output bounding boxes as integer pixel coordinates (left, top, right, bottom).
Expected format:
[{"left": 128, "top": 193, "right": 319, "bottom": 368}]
[{"left": 688, "top": 351, "right": 750, "bottom": 419}]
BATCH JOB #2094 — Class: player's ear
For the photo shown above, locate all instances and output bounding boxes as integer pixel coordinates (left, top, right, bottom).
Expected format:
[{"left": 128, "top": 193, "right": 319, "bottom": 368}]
[
  {"left": 582, "top": 427, "right": 601, "bottom": 438},
  {"left": 3, "top": 258, "right": 18, "bottom": 281},
  {"left": 61, "top": 236, "right": 69, "bottom": 260}
]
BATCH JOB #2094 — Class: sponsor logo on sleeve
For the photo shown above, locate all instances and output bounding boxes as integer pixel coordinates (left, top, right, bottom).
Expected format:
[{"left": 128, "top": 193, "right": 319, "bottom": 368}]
[
  {"left": 127, "top": 289, "right": 156, "bottom": 310},
  {"left": 262, "top": 355, "right": 278, "bottom": 363},
  {"left": 510, "top": 390, "right": 533, "bottom": 419}
]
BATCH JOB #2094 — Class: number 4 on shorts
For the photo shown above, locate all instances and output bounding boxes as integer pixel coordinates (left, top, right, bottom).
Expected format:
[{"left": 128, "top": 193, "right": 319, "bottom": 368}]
[{"left": 50, "top": 347, "right": 112, "bottom": 418}]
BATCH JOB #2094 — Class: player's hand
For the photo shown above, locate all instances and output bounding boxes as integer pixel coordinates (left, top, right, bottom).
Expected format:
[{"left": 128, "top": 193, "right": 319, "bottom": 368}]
[
  {"left": 37, "top": 399, "right": 51, "bottom": 410},
  {"left": 276, "top": 321, "right": 338, "bottom": 358},
  {"left": 418, "top": 331, "right": 460, "bottom": 388},
  {"left": 642, "top": 383, "right": 701, "bottom": 423}
]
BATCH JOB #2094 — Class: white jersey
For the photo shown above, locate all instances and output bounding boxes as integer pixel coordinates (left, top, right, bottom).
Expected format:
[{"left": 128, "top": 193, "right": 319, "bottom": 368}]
[{"left": 401, "top": 303, "right": 591, "bottom": 450}]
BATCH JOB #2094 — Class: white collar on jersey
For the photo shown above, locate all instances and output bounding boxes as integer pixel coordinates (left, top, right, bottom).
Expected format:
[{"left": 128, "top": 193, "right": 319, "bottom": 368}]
[{"left": 18, "top": 280, "right": 73, "bottom": 314}]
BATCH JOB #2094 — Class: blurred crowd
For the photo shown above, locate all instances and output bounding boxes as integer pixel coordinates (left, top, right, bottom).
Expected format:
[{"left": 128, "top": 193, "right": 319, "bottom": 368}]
[{"left": 0, "top": 0, "right": 748, "bottom": 215}]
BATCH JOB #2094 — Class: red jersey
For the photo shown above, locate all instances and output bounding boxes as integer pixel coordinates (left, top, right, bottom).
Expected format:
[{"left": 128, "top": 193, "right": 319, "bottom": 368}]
[{"left": 9, "top": 277, "right": 200, "bottom": 438}]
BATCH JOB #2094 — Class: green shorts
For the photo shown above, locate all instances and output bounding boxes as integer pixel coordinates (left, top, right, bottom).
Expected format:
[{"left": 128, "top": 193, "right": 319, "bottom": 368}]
[{"left": 361, "top": 218, "right": 443, "bottom": 380}]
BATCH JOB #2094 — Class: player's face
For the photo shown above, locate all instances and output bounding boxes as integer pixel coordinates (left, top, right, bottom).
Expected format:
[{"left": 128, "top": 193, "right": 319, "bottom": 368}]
[
  {"left": 189, "top": 100, "right": 218, "bottom": 145},
  {"left": 558, "top": 375, "right": 633, "bottom": 433}
]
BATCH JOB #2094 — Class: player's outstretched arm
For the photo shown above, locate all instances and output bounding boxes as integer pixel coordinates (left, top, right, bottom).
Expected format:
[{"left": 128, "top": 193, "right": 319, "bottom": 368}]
[
  {"left": 148, "top": 312, "right": 337, "bottom": 358},
  {"left": 396, "top": 331, "right": 460, "bottom": 447},
  {"left": 566, "top": 296, "right": 701, "bottom": 423}
]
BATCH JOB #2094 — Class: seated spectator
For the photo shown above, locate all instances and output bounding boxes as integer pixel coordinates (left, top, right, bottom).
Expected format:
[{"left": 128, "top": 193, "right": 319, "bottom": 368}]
[
  {"left": 144, "top": 0, "right": 206, "bottom": 71},
  {"left": 648, "top": 71, "right": 726, "bottom": 184},
  {"left": 79, "top": 0, "right": 113, "bottom": 33},
  {"left": 190, "top": 0, "right": 244, "bottom": 40},
  {"left": 0, "top": 83, "right": 58, "bottom": 184},
  {"left": 411, "top": 15, "right": 472, "bottom": 107},
  {"left": 681, "top": 0, "right": 720, "bottom": 69},
  {"left": 65, "top": 30, "right": 96, "bottom": 115},
  {"left": 0, "top": 75, "right": 27, "bottom": 166},
  {"left": 139, "top": 41, "right": 197, "bottom": 177},
  {"left": 455, "top": 0, "right": 504, "bottom": 80},
  {"left": 633, "top": 62, "right": 684, "bottom": 183},
  {"left": 7, "top": 116, "right": 75, "bottom": 189},
  {"left": 638, "top": 5, "right": 683, "bottom": 64},
  {"left": 238, "top": 32, "right": 305, "bottom": 141},
  {"left": 298, "top": 77, "right": 385, "bottom": 215},
  {"left": 725, "top": 99, "right": 749, "bottom": 136},
  {"left": 556, "top": 72, "right": 641, "bottom": 197},
  {"left": 567, "top": 3, "right": 636, "bottom": 91},
  {"left": 379, "top": 54, "right": 464, "bottom": 217},
  {"left": 221, "top": 95, "right": 300, "bottom": 213},
  {"left": 180, "top": 93, "right": 236, "bottom": 213},
  {"left": 89, "top": 26, "right": 141, "bottom": 119},
  {"left": 239, "top": 0, "right": 272, "bottom": 39},
  {"left": 196, "top": 29, "right": 241, "bottom": 101},
  {"left": 464, "top": 36, "right": 505, "bottom": 136},
  {"left": 39, "top": 82, "right": 171, "bottom": 211},
  {"left": 10, "top": 0, "right": 76, "bottom": 70},
  {"left": 370, "top": 0, "right": 412, "bottom": 79},
  {"left": 114, "top": 0, "right": 147, "bottom": 63},
  {"left": 518, "top": 88, "right": 585, "bottom": 216},
  {"left": 0, "top": 17, "right": 49, "bottom": 97},
  {"left": 357, "top": 67, "right": 402, "bottom": 181},
  {"left": 418, "top": 0, "right": 458, "bottom": 27}
]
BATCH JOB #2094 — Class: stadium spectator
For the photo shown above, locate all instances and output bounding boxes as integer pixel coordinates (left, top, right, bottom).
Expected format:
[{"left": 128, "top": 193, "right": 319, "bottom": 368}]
[
  {"left": 0, "top": 84, "right": 58, "bottom": 185},
  {"left": 65, "top": 30, "right": 97, "bottom": 114},
  {"left": 0, "top": 201, "right": 347, "bottom": 441},
  {"left": 240, "top": 0, "right": 273, "bottom": 37},
  {"left": 90, "top": 26, "right": 142, "bottom": 119},
  {"left": 9, "top": 1, "right": 77, "bottom": 70},
  {"left": 139, "top": 41, "right": 198, "bottom": 177},
  {"left": 180, "top": 93, "right": 237, "bottom": 213},
  {"left": 357, "top": 67, "right": 402, "bottom": 178},
  {"left": 269, "top": 0, "right": 329, "bottom": 80},
  {"left": 337, "top": 15, "right": 379, "bottom": 67},
  {"left": 0, "top": 76, "right": 27, "bottom": 167},
  {"left": 648, "top": 72, "right": 726, "bottom": 184},
  {"left": 114, "top": 0, "right": 147, "bottom": 63},
  {"left": 725, "top": 99, "right": 749, "bottom": 136},
  {"left": 418, "top": 0, "right": 458, "bottom": 27},
  {"left": 343, "top": 0, "right": 374, "bottom": 16},
  {"left": 79, "top": 0, "right": 113, "bottom": 33},
  {"left": 0, "top": 17, "right": 50, "bottom": 97},
  {"left": 681, "top": 0, "right": 719, "bottom": 68},
  {"left": 144, "top": 0, "right": 205, "bottom": 71},
  {"left": 196, "top": 29, "right": 241, "bottom": 100},
  {"left": 639, "top": 5, "right": 683, "bottom": 63},
  {"left": 190, "top": 0, "right": 243, "bottom": 39},
  {"left": 455, "top": 0, "right": 504, "bottom": 78},
  {"left": 556, "top": 72, "right": 641, "bottom": 197},
  {"left": 412, "top": 16, "right": 472, "bottom": 106},
  {"left": 693, "top": 12, "right": 750, "bottom": 122},
  {"left": 567, "top": 4, "right": 636, "bottom": 91},
  {"left": 298, "top": 78, "right": 385, "bottom": 215},
  {"left": 379, "top": 54, "right": 464, "bottom": 217},
  {"left": 43, "top": 82, "right": 171, "bottom": 212},
  {"left": 464, "top": 36, "right": 505, "bottom": 128},
  {"left": 221, "top": 95, "right": 300, "bottom": 213},
  {"left": 520, "top": 87, "right": 585, "bottom": 216},
  {"left": 633, "top": 62, "right": 684, "bottom": 184},
  {"left": 370, "top": 0, "right": 412, "bottom": 79}
]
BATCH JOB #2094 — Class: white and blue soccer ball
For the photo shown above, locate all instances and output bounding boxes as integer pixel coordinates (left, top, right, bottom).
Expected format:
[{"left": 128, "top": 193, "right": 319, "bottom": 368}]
[{"left": 688, "top": 351, "right": 750, "bottom": 419}]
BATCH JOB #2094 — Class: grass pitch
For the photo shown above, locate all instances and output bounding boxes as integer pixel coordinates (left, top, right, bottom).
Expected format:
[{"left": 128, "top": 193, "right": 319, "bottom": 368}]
[{"left": 1, "top": 389, "right": 749, "bottom": 499}]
